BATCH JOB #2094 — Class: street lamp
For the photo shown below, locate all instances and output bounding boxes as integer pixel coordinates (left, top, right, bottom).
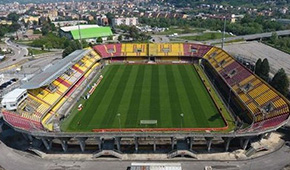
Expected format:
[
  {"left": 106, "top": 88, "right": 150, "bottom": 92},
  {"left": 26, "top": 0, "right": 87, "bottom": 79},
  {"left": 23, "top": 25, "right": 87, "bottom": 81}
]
[
  {"left": 117, "top": 113, "right": 121, "bottom": 132},
  {"left": 180, "top": 113, "right": 184, "bottom": 128}
]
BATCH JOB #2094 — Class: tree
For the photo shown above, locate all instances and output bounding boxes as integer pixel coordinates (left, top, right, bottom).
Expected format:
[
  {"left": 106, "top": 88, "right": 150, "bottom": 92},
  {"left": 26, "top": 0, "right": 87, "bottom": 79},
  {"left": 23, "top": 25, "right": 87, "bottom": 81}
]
[
  {"left": 9, "top": 22, "right": 21, "bottom": 32},
  {"left": 81, "top": 40, "right": 89, "bottom": 48},
  {"left": 107, "top": 35, "right": 113, "bottom": 41},
  {"left": 129, "top": 26, "right": 139, "bottom": 40},
  {"left": 0, "top": 25, "right": 8, "bottom": 37},
  {"left": 7, "top": 12, "right": 20, "bottom": 22},
  {"left": 260, "top": 58, "right": 270, "bottom": 81},
  {"left": 96, "top": 37, "right": 103, "bottom": 44},
  {"left": 106, "top": 12, "right": 114, "bottom": 25},
  {"left": 62, "top": 41, "right": 82, "bottom": 58},
  {"left": 117, "top": 35, "right": 122, "bottom": 42},
  {"left": 270, "top": 68, "right": 289, "bottom": 96},
  {"left": 33, "top": 20, "right": 38, "bottom": 26},
  {"left": 270, "top": 32, "right": 278, "bottom": 45},
  {"left": 255, "top": 58, "right": 262, "bottom": 75},
  {"left": 41, "top": 24, "right": 50, "bottom": 35},
  {"left": 45, "top": 42, "right": 53, "bottom": 51},
  {"left": 62, "top": 46, "right": 73, "bottom": 58}
]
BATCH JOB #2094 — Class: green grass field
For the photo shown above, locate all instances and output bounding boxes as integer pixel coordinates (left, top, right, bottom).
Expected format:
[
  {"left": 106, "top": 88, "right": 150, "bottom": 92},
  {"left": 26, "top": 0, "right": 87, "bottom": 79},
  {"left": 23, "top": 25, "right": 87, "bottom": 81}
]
[{"left": 61, "top": 64, "right": 227, "bottom": 132}]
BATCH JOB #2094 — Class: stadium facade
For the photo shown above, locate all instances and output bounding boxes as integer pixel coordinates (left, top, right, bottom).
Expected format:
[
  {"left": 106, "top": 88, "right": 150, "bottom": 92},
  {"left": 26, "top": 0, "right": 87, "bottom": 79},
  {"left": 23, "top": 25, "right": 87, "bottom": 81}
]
[{"left": 1, "top": 43, "right": 289, "bottom": 157}]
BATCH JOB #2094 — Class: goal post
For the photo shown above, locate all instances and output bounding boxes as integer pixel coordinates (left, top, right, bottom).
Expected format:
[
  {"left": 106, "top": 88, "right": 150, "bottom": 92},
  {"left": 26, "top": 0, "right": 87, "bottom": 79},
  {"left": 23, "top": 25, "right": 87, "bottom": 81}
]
[{"left": 140, "top": 120, "right": 157, "bottom": 126}]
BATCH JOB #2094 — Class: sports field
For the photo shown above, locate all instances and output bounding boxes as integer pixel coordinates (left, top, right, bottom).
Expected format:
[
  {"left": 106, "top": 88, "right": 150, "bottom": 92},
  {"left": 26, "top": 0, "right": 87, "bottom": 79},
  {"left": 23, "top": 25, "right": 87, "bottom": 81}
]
[{"left": 62, "top": 64, "right": 227, "bottom": 132}]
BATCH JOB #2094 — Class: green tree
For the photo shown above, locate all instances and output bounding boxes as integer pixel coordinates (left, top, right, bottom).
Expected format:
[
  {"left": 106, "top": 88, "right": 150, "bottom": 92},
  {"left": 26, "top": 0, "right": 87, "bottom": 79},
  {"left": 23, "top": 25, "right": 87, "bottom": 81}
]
[
  {"left": 33, "top": 20, "right": 38, "bottom": 26},
  {"left": 117, "top": 35, "right": 122, "bottom": 41},
  {"left": 7, "top": 12, "right": 20, "bottom": 22},
  {"left": 270, "top": 68, "right": 289, "bottom": 96},
  {"left": 62, "top": 46, "right": 73, "bottom": 58},
  {"left": 45, "top": 42, "right": 53, "bottom": 51},
  {"left": 255, "top": 58, "right": 262, "bottom": 75},
  {"left": 0, "top": 25, "right": 8, "bottom": 37},
  {"left": 9, "top": 22, "right": 21, "bottom": 32},
  {"left": 106, "top": 12, "right": 114, "bottom": 25},
  {"left": 270, "top": 32, "right": 278, "bottom": 45},
  {"left": 107, "top": 35, "right": 113, "bottom": 41},
  {"left": 260, "top": 58, "right": 270, "bottom": 81},
  {"left": 96, "top": 37, "right": 103, "bottom": 44},
  {"left": 41, "top": 24, "right": 50, "bottom": 35},
  {"left": 129, "top": 26, "right": 139, "bottom": 40},
  {"left": 81, "top": 40, "right": 89, "bottom": 48}
]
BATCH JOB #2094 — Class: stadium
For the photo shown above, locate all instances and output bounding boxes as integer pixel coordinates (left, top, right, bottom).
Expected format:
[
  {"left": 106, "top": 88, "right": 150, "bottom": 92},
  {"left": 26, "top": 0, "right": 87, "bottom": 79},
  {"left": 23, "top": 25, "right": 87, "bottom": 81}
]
[{"left": 1, "top": 43, "right": 289, "bottom": 157}]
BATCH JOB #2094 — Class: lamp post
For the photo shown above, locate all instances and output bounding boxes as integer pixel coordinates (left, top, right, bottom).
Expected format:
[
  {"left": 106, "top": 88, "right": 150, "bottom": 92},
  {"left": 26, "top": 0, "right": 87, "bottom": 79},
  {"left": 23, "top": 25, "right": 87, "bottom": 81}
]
[
  {"left": 180, "top": 113, "right": 184, "bottom": 128},
  {"left": 221, "top": 16, "right": 226, "bottom": 50},
  {"left": 117, "top": 113, "right": 121, "bottom": 132}
]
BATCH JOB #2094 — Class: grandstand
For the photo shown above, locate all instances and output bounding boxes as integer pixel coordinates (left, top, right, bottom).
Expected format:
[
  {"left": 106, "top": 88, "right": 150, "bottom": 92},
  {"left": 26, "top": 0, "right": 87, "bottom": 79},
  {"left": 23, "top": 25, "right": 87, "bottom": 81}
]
[
  {"left": 93, "top": 44, "right": 122, "bottom": 58},
  {"left": 1, "top": 43, "right": 289, "bottom": 154},
  {"left": 122, "top": 43, "right": 147, "bottom": 56},
  {"left": 202, "top": 46, "right": 289, "bottom": 130},
  {"left": 149, "top": 43, "right": 184, "bottom": 56},
  {"left": 2, "top": 48, "right": 101, "bottom": 131}
]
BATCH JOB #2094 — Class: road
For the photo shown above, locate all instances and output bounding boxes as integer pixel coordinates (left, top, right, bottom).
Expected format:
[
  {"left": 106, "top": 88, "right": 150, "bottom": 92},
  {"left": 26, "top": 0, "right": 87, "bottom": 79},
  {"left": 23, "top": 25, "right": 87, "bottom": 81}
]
[
  {"left": 0, "top": 39, "right": 28, "bottom": 69},
  {"left": 206, "top": 29, "right": 290, "bottom": 44},
  {"left": 4, "top": 39, "right": 28, "bottom": 58},
  {"left": 161, "top": 29, "right": 290, "bottom": 45},
  {"left": 0, "top": 39, "right": 62, "bottom": 73},
  {"left": 151, "top": 35, "right": 170, "bottom": 43}
]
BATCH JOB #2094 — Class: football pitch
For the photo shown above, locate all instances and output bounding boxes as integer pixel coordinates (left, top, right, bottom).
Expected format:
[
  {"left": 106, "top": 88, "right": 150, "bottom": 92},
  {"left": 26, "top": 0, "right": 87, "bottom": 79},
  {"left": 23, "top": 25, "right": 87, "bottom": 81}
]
[{"left": 62, "top": 64, "right": 227, "bottom": 132}]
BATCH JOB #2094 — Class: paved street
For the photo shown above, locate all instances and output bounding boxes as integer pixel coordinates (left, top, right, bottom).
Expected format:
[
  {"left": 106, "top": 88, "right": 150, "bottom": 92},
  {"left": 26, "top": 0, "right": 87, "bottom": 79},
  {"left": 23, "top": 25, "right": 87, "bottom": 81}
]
[
  {"left": 0, "top": 39, "right": 28, "bottom": 69},
  {"left": 206, "top": 29, "right": 290, "bottom": 44},
  {"left": 151, "top": 35, "right": 170, "bottom": 43}
]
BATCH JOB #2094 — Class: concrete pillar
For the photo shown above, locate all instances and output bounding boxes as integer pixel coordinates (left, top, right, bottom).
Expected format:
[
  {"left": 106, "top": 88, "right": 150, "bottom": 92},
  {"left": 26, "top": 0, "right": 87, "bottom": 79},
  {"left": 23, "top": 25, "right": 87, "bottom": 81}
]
[
  {"left": 223, "top": 137, "right": 232, "bottom": 152},
  {"left": 41, "top": 138, "right": 51, "bottom": 151},
  {"left": 60, "top": 139, "right": 68, "bottom": 152},
  {"left": 115, "top": 137, "right": 121, "bottom": 152},
  {"left": 242, "top": 138, "right": 250, "bottom": 150},
  {"left": 171, "top": 137, "right": 175, "bottom": 150},
  {"left": 153, "top": 137, "right": 156, "bottom": 152},
  {"left": 22, "top": 133, "right": 29, "bottom": 141},
  {"left": 239, "top": 138, "right": 243, "bottom": 148},
  {"left": 77, "top": 137, "right": 86, "bottom": 152},
  {"left": 205, "top": 137, "right": 213, "bottom": 152},
  {"left": 27, "top": 134, "right": 33, "bottom": 142},
  {"left": 189, "top": 137, "right": 193, "bottom": 151},
  {"left": 96, "top": 137, "right": 102, "bottom": 151},
  {"left": 134, "top": 137, "right": 138, "bottom": 152},
  {"left": 0, "top": 122, "right": 3, "bottom": 133}
]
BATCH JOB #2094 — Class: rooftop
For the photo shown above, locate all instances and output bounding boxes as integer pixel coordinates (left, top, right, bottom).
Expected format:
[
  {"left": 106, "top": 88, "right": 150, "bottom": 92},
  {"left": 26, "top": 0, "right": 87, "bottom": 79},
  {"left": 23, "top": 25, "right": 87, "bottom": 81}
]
[
  {"left": 70, "top": 26, "right": 113, "bottom": 40},
  {"left": 1, "top": 88, "right": 27, "bottom": 103},
  {"left": 60, "top": 24, "right": 100, "bottom": 32},
  {"left": 21, "top": 49, "right": 91, "bottom": 90}
]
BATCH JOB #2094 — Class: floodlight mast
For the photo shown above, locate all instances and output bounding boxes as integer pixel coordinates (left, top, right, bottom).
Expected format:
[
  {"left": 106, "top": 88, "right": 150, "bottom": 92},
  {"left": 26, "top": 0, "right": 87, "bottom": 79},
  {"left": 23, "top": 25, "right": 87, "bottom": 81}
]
[
  {"left": 221, "top": 16, "right": 227, "bottom": 49},
  {"left": 78, "top": 21, "right": 83, "bottom": 49},
  {"left": 180, "top": 113, "right": 184, "bottom": 128},
  {"left": 117, "top": 113, "right": 121, "bottom": 132}
]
